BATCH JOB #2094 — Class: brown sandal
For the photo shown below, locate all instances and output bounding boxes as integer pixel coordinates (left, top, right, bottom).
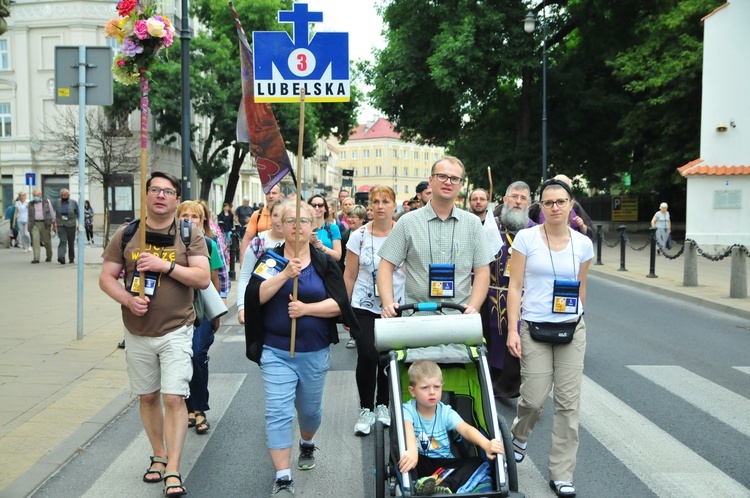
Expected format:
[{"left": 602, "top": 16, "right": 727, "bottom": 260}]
[{"left": 143, "top": 456, "right": 168, "bottom": 483}]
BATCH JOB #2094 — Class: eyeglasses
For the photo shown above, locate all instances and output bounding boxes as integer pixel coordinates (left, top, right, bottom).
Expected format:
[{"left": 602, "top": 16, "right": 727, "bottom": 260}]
[
  {"left": 432, "top": 173, "right": 464, "bottom": 185},
  {"left": 283, "top": 217, "right": 313, "bottom": 226},
  {"left": 310, "top": 203, "right": 326, "bottom": 208},
  {"left": 147, "top": 186, "right": 177, "bottom": 198},
  {"left": 507, "top": 194, "right": 529, "bottom": 202},
  {"left": 540, "top": 199, "right": 570, "bottom": 209}
]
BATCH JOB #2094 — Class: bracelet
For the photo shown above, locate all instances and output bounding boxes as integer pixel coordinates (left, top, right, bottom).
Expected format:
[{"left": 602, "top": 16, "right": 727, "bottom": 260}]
[{"left": 165, "top": 261, "right": 176, "bottom": 276}]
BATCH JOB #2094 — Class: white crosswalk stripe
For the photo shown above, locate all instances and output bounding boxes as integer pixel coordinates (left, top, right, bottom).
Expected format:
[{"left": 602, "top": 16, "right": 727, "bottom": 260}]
[
  {"left": 81, "top": 373, "right": 245, "bottom": 498},
  {"left": 733, "top": 366, "right": 750, "bottom": 376},
  {"left": 628, "top": 365, "right": 750, "bottom": 438},
  {"left": 580, "top": 375, "right": 748, "bottom": 497}
]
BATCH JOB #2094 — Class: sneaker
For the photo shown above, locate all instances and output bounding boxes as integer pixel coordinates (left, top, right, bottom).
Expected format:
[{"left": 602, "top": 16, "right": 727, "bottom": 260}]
[
  {"left": 375, "top": 404, "right": 391, "bottom": 427},
  {"left": 346, "top": 338, "right": 356, "bottom": 349},
  {"left": 271, "top": 477, "right": 294, "bottom": 496},
  {"left": 414, "top": 476, "right": 437, "bottom": 495},
  {"left": 435, "top": 485, "right": 453, "bottom": 494},
  {"left": 354, "top": 408, "right": 376, "bottom": 436},
  {"left": 298, "top": 442, "right": 316, "bottom": 470}
]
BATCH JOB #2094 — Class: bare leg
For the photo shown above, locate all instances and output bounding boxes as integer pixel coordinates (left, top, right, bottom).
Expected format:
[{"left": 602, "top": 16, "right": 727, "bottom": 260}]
[
  {"left": 300, "top": 429, "right": 316, "bottom": 442},
  {"left": 162, "top": 393, "right": 188, "bottom": 493},
  {"left": 139, "top": 392, "right": 167, "bottom": 480},
  {"left": 270, "top": 447, "right": 292, "bottom": 471}
]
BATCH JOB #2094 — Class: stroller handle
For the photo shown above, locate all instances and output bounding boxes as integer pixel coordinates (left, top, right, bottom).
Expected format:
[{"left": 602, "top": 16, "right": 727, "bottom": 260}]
[{"left": 394, "top": 302, "right": 466, "bottom": 317}]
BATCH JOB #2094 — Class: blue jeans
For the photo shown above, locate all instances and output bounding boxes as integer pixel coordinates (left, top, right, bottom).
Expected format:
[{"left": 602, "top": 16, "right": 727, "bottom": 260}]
[
  {"left": 186, "top": 317, "right": 215, "bottom": 413},
  {"left": 260, "top": 345, "right": 331, "bottom": 450}
]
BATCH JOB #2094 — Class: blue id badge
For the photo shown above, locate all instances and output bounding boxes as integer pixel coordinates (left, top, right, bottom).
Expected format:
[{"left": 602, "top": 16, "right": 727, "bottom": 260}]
[
  {"left": 552, "top": 279, "right": 580, "bottom": 314},
  {"left": 429, "top": 263, "right": 455, "bottom": 298},
  {"left": 372, "top": 269, "right": 380, "bottom": 298},
  {"left": 129, "top": 271, "right": 158, "bottom": 297},
  {"left": 252, "top": 251, "right": 289, "bottom": 280}
]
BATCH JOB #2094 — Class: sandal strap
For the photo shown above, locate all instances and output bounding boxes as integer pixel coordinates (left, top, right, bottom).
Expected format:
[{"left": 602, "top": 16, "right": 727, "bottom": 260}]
[
  {"left": 151, "top": 456, "right": 169, "bottom": 466},
  {"left": 164, "top": 472, "right": 182, "bottom": 481}
]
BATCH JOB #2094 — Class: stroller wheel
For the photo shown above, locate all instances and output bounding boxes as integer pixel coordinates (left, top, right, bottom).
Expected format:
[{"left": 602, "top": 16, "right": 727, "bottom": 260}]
[{"left": 375, "top": 421, "right": 386, "bottom": 498}]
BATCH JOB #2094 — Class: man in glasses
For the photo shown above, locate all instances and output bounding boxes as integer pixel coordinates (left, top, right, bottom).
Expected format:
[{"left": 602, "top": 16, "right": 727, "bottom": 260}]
[
  {"left": 378, "top": 156, "right": 494, "bottom": 317},
  {"left": 240, "top": 184, "right": 283, "bottom": 264},
  {"left": 99, "top": 171, "right": 210, "bottom": 494},
  {"left": 528, "top": 174, "right": 594, "bottom": 239}
]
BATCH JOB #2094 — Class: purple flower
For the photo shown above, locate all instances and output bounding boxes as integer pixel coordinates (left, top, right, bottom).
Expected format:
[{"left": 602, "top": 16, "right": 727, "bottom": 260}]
[
  {"left": 121, "top": 37, "right": 144, "bottom": 57},
  {"left": 133, "top": 20, "right": 149, "bottom": 40}
]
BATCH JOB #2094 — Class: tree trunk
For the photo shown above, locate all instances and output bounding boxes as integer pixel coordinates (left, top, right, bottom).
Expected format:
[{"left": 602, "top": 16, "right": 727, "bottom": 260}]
[
  {"left": 101, "top": 181, "right": 111, "bottom": 248},
  {"left": 199, "top": 176, "right": 212, "bottom": 202}
]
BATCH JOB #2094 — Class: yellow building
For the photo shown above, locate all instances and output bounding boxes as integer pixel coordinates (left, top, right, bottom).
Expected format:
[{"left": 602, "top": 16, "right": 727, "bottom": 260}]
[{"left": 335, "top": 117, "right": 445, "bottom": 203}]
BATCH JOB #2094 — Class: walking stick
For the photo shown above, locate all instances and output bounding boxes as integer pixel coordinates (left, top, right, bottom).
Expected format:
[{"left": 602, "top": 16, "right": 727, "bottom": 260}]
[{"left": 290, "top": 88, "right": 306, "bottom": 357}]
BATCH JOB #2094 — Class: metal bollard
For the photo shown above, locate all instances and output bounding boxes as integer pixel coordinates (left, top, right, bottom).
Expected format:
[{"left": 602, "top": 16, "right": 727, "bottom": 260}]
[
  {"left": 595, "top": 224, "right": 603, "bottom": 265},
  {"left": 618, "top": 225, "right": 627, "bottom": 271},
  {"left": 647, "top": 226, "right": 658, "bottom": 278},
  {"left": 228, "top": 230, "right": 238, "bottom": 281}
]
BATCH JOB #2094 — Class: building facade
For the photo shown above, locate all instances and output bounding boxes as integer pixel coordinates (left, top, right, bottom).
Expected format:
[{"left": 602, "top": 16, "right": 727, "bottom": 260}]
[{"left": 336, "top": 117, "right": 445, "bottom": 203}]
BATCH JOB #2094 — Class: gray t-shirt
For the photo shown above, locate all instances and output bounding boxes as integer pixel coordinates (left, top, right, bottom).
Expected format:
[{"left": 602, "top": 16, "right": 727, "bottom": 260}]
[{"left": 378, "top": 202, "right": 495, "bottom": 305}]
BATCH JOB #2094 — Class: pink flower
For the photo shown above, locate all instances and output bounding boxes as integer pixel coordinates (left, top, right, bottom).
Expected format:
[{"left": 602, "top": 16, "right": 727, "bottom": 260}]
[
  {"left": 133, "top": 20, "right": 149, "bottom": 40},
  {"left": 163, "top": 27, "right": 174, "bottom": 47},
  {"left": 117, "top": 59, "right": 126, "bottom": 67}
]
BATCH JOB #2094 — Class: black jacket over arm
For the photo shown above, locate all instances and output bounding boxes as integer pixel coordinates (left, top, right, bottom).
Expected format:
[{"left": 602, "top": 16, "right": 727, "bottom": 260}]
[{"left": 244, "top": 243, "right": 361, "bottom": 365}]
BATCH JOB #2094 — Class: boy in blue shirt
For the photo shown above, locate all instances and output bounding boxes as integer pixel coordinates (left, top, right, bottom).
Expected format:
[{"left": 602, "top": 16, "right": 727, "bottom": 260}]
[{"left": 400, "top": 360, "right": 505, "bottom": 495}]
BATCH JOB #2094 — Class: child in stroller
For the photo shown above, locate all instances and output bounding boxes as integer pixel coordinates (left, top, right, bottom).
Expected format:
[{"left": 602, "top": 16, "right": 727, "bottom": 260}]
[{"left": 399, "top": 360, "right": 505, "bottom": 495}]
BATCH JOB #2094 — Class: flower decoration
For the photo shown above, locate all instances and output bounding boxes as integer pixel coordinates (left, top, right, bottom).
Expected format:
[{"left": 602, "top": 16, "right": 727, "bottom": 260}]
[{"left": 104, "top": 0, "right": 175, "bottom": 85}]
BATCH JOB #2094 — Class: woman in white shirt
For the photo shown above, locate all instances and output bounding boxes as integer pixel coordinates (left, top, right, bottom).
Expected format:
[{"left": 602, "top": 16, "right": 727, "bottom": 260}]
[
  {"left": 650, "top": 202, "right": 671, "bottom": 253},
  {"left": 506, "top": 179, "right": 594, "bottom": 498},
  {"left": 343, "top": 186, "right": 405, "bottom": 436},
  {"left": 237, "top": 199, "right": 285, "bottom": 325}
]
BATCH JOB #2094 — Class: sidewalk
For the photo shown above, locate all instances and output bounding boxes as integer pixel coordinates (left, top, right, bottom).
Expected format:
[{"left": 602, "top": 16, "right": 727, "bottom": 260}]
[
  {"left": 0, "top": 231, "right": 747, "bottom": 496},
  {"left": 588, "top": 232, "right": 750, "bottom": 320}
]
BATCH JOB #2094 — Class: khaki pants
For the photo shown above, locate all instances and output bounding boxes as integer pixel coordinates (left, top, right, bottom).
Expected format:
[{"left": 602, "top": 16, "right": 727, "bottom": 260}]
[
  {"left": 511, "top": 318, "right": 586, "bottom": 482},
  {"left": 31, "top": 223, "right": 52, "bottom": 261}
]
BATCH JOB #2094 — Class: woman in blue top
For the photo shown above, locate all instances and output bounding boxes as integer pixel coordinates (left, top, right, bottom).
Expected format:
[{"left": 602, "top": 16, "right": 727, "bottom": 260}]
[
  {"left": 244, "top": 201, "right": 360, "bottom": 496},
  {"left": 308, "top": 194, "right": 342, "bottom": 261}
]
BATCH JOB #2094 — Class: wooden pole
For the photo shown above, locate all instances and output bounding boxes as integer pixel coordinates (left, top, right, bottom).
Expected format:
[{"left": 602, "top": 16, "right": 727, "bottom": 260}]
[
  {"left": 138, "top": 76, "right": 149, "bottom": 299},
  {"left": 289, "top": 88, "right": 306, "bottom": 357},
  {"left": 487, "top": 166, "right": 493, "bottom": 203}
]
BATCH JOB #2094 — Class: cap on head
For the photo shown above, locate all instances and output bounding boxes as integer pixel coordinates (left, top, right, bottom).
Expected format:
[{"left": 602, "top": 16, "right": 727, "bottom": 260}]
[{"left": 416, "top": 181, "right": 429, "bottom": 194}]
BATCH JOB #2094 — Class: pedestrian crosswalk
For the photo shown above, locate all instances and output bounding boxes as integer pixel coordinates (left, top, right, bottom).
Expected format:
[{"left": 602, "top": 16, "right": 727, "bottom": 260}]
[
  {"left": 581, "top": 374, "right": 748, "bottom": 497},
  {"left": 30, "top": 331, "right": 750, "bottom": 498}
]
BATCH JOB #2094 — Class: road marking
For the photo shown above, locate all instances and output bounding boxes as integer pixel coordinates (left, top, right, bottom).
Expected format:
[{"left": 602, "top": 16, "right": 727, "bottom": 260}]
[
  {"left": 733, "top": 366, "right": 750, "bottom": 376},
  {"left": 629, "top": 365, "right": 750, "bottom": 438},
  {"left": 581, "top": 375, "right": 748, "bottom": 497},
  {"left": 81, "top": 373, "right": 245, "bottom": 498}
]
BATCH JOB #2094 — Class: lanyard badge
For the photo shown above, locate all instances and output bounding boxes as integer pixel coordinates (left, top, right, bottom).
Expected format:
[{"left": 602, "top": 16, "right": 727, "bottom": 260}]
[
  {"left": 372, "top": 269, "right": 380, "bottom": 297},
  {"left": 552, "top": 279, "right": 580, "bottom": 314},
  {"left": 252, "top": 251, "right": 289, "bottom": 280},
  {"left": 429, "top": 263, "right": 455, "bottom": 298},
  {"left": 129, "top": 271, "right": 159, "bottom": 297}
]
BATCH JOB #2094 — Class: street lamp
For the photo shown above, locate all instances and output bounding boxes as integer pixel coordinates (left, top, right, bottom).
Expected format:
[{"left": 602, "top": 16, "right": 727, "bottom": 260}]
[{"left": 524, "top": 3, "right": 548, "bottom": 183}]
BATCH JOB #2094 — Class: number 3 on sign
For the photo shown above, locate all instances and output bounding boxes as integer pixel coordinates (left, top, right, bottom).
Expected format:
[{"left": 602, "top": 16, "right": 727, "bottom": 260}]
[{"left": 288, "top": 48, "right": 315, "bottom": 77}]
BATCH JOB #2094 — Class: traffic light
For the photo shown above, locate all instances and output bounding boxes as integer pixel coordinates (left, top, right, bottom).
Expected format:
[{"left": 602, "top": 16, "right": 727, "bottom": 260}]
[{"left": 0, "top": 0, "right": 10, "bottom": 36}]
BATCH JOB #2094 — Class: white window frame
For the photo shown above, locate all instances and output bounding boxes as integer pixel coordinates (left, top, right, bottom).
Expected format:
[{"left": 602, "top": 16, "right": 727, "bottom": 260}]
[
  {"left": 375, "top": 148, "right": 382, "bottom": 158},
  {"left": 0, "top": 103, "right": 11, "bottom": 137},
  {"left": 0, "top": 40, "right": 10, "bottom": 70}
]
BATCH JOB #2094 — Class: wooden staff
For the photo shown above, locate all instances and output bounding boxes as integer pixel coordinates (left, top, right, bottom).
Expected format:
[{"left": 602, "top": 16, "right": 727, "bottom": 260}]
[
  {"left": 289, "top": 88, "right": 306, "bottom": 357},
  {"left": 138, "top": 76, "right": 149, "bottom": 299},
  {"left": 487, "top": 166, "right": 493, "bottom": 203}
]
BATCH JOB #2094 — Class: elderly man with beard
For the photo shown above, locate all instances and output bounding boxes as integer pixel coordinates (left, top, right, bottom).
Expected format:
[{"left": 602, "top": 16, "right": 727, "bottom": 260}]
[{"left": 481, "top": 181, "right": 534, "bottom": 399}]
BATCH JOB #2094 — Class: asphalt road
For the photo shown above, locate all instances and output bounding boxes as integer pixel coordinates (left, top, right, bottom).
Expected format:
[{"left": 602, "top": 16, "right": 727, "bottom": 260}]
[{"left": 32, "top": 275, "right": 750, "bottom": 497}]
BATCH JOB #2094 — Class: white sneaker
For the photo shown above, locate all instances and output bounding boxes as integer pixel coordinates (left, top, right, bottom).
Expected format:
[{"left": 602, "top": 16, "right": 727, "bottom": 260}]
[
  {"left": 375, "top": 404, "right": 390, "bottom": 427},
  {"left": 346, "top": 338, "right": 356, "bottom": 349},
  {"left": 354, "top": 408, "right": 375, "bottom": 436}
]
